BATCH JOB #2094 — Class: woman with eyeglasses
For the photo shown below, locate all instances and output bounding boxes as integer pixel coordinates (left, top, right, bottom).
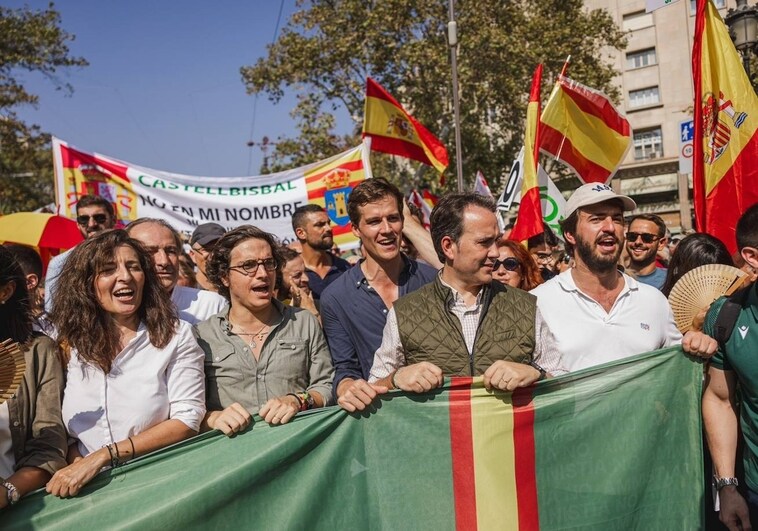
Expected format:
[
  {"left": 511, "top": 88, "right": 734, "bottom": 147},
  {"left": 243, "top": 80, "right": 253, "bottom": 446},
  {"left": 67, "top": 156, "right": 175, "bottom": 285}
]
[
  {"left": 46, "top": 230, "right": 205, "bottom": 498},
  {"left": 493, "top": 240, "right": 545, "bottom": 291},
  {"left": 0, "top": 246, "right": 66, "bottom": 510},
  {"left": 194, "top": 225, "right": 333, "bottom": 436}
]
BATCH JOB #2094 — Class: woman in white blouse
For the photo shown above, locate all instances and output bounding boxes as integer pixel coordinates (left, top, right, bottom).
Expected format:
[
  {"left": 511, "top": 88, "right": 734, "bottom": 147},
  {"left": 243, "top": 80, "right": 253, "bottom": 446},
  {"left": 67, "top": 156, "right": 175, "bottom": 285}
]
[{"left": 46, "top": 229, "right": 205, "bottom": 498}]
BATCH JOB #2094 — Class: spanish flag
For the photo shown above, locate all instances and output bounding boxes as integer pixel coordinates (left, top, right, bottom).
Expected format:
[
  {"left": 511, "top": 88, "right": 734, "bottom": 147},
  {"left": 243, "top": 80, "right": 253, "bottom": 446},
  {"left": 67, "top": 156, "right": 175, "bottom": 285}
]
[
  {"left": 304, "top": 144, "right": 369, "bottom": 249},
  {"left": 693, "top": 0, "right": 758, "bottom": 253},
  {"left": 362, "top": 78, "right": 449, "bottom": 174},
  {"left": 510, "top": 64, "right": 544, "bottom": 242},
  {"left": 540, "top": 76, "right": 631, "bottom": 185}
]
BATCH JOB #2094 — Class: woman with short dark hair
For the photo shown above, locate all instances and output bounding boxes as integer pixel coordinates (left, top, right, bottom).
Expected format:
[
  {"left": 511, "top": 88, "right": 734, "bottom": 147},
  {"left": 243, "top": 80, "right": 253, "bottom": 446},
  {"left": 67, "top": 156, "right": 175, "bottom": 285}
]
[
  {"left": 661, "top": 233, "right": 733, "bottom": 297},
  {"left": 46, "top": 230, "right": 205, "bottom": 498}
]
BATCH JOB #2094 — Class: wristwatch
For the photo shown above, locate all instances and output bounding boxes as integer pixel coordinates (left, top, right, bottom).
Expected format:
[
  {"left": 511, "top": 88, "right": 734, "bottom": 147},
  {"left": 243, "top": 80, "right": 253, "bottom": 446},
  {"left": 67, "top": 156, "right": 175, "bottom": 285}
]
[
  {"left": 1, "top": 480, "right": 20, "bottom": 505},
  {"left": 528, "top": 361, "right": 547, "bottom": 381},
  {"left": 713, "top": 476, "right": 739, "bottom": 490}
]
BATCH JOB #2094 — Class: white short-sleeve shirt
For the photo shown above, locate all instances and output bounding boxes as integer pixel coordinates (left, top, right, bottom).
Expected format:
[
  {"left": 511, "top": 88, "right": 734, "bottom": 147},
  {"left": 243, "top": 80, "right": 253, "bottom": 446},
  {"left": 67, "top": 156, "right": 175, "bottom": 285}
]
[
  {"left": 171, "top": 285, "right": 228, "bottom": 325},
  {"left": 62, "top": 320, "right": 206, "bottom": 456},
  {"left": 530, "top": 270, "right": 682, "bottom": 373}
]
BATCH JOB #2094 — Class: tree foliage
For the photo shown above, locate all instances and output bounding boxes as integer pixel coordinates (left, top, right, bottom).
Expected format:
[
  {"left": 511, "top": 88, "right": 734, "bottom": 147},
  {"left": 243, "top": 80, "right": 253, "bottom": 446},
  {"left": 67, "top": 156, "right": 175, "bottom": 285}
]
[
  {"left": 0, "top": 2, "right": 87, "bottom": 213},
  {"left": 242, "top": 0, "right": 626, "bottom": 192}
]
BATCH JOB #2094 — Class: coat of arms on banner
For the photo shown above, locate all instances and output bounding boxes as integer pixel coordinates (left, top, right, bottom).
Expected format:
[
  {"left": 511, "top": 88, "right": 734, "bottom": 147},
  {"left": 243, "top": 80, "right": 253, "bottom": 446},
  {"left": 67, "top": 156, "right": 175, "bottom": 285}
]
[{"left": 323, "top": 168, "right": 351, "bottom": 225}]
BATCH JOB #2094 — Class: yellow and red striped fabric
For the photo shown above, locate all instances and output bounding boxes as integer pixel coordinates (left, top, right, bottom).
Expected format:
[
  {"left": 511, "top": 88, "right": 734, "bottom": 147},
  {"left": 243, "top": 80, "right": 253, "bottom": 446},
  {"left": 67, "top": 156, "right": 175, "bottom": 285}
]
[
  {"left": 362, "top": 78, "right": 449, "bottom": 174},
  {"left": 540, "top": 76, "right": 631, "bottom": 185},
  {"left": 693, "top": 0, "right": 758, "bottom": 253},
  {"left": 510, "top": 64, "right": 545, "bottom": 242},
  {"left": 304, "top": 145, "right": 367, "bottom": 248},
  {"left": 449, "top": 378, "right": 537, "bottom": 530}
]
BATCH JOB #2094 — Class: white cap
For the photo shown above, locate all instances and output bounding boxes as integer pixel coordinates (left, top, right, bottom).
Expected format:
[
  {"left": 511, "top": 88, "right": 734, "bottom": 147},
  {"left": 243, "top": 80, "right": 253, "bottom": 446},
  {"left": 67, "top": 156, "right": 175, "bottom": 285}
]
[{"left": 565, "top": 183, "right": 636, "bottom": 218}]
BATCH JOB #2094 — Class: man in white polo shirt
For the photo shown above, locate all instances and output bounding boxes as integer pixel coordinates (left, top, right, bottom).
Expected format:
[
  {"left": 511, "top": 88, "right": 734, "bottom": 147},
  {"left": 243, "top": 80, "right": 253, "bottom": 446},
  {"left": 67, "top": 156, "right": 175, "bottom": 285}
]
[{"left": 531, "top": 183, "right": 717, "bottom": 372}]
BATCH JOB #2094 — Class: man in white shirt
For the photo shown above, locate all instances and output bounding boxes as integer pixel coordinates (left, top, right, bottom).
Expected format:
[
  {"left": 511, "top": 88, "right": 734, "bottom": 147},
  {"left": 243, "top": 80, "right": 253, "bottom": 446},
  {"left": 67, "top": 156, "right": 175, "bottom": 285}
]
[
  {"left": 531, "top": 183, "right": 717, "bottom": 372},
  {"left": 126, "top": 218, "right": 227, "bottom": 324}
]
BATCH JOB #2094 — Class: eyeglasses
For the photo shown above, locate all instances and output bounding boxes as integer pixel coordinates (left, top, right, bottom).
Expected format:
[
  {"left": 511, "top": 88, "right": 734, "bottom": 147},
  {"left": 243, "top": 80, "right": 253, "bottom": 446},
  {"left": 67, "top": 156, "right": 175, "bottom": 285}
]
[
  {"left": 76, "top": 214, "right": 109, "bottom": 226},
  {"left": 228, "top": 258, "right": 278, "bottom": 275},
  {"left": 626, "top": 232, "right": 660, "bottom": 244},
  {"left": 493, "top": 257, "right": 520, "bottom": 272}
]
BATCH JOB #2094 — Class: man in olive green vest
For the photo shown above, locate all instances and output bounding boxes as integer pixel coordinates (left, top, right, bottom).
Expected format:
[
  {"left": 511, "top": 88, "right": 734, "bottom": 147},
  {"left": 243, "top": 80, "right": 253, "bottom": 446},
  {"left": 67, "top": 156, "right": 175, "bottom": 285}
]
[{"left": 368, "top": 193, "right": 565, "bottom": 394}]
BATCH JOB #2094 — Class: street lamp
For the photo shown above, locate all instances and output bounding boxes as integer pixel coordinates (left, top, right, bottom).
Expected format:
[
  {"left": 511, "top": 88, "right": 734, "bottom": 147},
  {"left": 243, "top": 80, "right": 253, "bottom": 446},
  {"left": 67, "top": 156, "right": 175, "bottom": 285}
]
[{"left": 725, "top": 0, "right": 758, "bottom": 77}]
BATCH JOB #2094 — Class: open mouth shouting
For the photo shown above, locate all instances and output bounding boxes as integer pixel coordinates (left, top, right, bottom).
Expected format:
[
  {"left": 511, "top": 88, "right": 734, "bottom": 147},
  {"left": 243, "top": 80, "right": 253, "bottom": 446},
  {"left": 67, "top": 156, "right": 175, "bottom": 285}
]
[
  {"left": 596, "top": 235, "right": 619, "bottom": 254},
  {"left": 251, "top": 282, "right": 271, "bottom": 297}
]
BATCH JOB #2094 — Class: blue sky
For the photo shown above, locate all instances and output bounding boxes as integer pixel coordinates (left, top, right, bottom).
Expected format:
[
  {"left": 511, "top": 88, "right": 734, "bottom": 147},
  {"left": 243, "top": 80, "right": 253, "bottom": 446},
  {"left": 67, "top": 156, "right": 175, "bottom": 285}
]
[{"left": 8, "top": 0, "right": 353, "bottom": 176}]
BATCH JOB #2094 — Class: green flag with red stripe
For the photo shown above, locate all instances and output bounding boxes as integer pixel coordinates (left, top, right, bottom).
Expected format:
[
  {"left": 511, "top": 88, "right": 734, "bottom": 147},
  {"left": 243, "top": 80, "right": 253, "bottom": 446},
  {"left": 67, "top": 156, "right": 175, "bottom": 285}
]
[{"left": 1, "top": 347, "right": 703, "bottom": 530}]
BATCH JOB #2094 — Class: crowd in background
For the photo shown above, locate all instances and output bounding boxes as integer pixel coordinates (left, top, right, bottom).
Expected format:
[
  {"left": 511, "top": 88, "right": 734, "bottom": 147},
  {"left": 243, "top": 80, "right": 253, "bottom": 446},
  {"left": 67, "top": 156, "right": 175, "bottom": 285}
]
[{"left": 2, "top": 181, "right": 758, "bottom": 530}]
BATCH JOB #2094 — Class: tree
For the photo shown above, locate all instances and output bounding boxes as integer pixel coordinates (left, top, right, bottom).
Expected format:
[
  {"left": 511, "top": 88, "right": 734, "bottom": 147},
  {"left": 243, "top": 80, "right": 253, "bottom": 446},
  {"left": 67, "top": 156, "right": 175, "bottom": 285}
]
[
  {"left": 241, "top": 0, "right": 626, "bottom": 192},
  {"left": 0, "top": 3, "right": 87, "bottom": 213}
]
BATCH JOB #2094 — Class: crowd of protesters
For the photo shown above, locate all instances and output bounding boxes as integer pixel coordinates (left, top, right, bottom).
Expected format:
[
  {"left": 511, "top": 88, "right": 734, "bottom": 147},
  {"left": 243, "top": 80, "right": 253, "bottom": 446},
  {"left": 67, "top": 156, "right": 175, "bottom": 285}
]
[{"left": 1, "top": 181, "right": 758, "bottom": 530}]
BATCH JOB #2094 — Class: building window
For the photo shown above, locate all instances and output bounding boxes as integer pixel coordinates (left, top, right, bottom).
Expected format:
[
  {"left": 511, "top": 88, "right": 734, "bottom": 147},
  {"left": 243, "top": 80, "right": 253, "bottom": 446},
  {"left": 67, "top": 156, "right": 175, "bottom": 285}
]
[
  {"left": 634, "top": 127, "right": 663, "bottom": 160},
  {"left": 629, "top": 86, "right": 661, "bottom": 108},
  {"left": 622, "top": 11, "right": 653, "bottom": 31},
  {"left": 626, "top": 48, "right": 657, "bottom": 69},
  {"left": 691, "top": 0, "right": 725, "bottom": 13}
]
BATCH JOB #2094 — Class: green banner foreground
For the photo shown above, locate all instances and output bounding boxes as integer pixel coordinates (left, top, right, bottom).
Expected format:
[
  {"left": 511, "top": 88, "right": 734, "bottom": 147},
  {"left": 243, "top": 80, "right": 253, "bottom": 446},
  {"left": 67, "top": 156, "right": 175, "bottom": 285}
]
[{"left": 1, "top": 347, "right": 704, "bottom": 530}]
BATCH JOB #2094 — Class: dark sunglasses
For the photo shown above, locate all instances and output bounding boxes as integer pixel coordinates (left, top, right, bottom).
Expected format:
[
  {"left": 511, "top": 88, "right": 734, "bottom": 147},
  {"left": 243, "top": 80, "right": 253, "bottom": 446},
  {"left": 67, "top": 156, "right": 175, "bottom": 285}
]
[
  {"left": 493, "top": 257, "right": 520, "bottom": 272},
  {"left": 76, "top": 214, "right": 109, "bottom": 226},
  {"left": 626, "top": 232, "right": 659, "bottom": 244}
]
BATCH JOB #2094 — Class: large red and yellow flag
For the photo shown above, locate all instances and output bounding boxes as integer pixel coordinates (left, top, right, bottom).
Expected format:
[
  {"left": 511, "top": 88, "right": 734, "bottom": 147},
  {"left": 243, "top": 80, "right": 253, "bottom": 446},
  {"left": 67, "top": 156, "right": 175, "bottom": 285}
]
[
  {"left": 540, "top": 76, "right": 631, "bottom": 185},
  {"left": 693, "top": 0, "right": 758, "bottom": 253},
  {"left": 510, "top": 64, "right": 544, "bottom": 242},
  {"left": 362, "top": 78, "right": 449, "bottom": 174}
]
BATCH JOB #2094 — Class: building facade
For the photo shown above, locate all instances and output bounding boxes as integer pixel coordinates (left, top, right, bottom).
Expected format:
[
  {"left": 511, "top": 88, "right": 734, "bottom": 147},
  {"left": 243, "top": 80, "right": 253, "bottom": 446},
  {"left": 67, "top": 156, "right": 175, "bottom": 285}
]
[{"left": 584, "top": 0, "right": 751, "bottom": 234}]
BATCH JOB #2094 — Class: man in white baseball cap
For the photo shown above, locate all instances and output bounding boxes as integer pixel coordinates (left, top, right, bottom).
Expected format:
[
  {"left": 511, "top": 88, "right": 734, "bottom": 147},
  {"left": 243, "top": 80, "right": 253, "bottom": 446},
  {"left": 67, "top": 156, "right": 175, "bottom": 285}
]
[{"left": 530, "top": 183, "right": 717, "bottom": 371}]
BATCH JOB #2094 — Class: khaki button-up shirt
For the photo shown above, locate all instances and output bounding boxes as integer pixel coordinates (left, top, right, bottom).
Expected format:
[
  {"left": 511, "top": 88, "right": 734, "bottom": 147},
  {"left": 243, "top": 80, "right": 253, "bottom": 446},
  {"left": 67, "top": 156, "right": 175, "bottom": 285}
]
[{"left": 194, "top": 300, "right": 334, "bottom": 414}]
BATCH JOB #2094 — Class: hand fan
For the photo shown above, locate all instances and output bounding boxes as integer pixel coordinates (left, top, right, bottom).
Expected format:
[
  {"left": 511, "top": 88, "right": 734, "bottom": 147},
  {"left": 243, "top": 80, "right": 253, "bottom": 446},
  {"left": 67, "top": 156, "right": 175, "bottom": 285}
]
[
  {"left": 0, "top": 339, "right": 25, "bottom": 405},
  {"left": 668, "top": 264, "right": 748, "bottom": 333}
]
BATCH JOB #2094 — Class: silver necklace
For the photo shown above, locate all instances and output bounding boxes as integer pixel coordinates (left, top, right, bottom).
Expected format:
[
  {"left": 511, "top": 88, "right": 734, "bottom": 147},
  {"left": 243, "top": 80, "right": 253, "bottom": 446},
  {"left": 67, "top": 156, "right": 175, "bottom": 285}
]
[{"left": 230, "top": 322, "right": 270, "bottom": 349}]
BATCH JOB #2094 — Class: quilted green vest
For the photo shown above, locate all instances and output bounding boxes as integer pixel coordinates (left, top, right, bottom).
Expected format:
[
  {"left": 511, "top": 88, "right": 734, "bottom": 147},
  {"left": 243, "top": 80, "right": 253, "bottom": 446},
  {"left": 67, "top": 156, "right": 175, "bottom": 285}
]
[{"left": 394, "top": 277, "right": 536, "bottom": 376}]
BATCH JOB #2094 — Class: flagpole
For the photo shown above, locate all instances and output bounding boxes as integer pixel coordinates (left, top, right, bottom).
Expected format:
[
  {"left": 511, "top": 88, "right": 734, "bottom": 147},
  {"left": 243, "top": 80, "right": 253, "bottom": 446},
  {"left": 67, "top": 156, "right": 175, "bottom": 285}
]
[
  {"left": 559, "top": 55, "right": 571, "bottom": 78},
  {"left": 448, "top": 0, "right": 464, "bottom": 192}
]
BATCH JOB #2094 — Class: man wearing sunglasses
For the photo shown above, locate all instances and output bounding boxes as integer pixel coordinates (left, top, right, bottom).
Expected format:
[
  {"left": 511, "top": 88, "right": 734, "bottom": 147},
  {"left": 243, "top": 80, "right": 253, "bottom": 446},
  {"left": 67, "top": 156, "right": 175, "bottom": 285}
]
[
  {"left": 624, "top": 214, "right": 668, "bottom": 291},
  {"left": 44, "top": 195, "right": 117, "bottom": 311},
  {"left": 530, "top": 183, "right": 717, "bottom": 372}
]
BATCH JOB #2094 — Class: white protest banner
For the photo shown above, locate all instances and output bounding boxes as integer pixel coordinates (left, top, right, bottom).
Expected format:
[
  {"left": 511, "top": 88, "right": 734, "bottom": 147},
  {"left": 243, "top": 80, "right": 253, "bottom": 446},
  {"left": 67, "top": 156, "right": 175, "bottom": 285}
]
[{"left": 52, "top": 138, "right": 372, "bottom": 248}]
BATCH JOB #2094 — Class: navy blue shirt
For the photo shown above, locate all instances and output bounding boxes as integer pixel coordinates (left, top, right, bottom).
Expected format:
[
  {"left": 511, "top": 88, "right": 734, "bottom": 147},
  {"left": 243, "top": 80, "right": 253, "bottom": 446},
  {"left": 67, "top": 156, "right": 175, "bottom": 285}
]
[
  {"left": 320, "top": 255, "right": 438, "bottom": 394},
  {"left": 305, "top": 255, "right": 352, "bottom": 300}
]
